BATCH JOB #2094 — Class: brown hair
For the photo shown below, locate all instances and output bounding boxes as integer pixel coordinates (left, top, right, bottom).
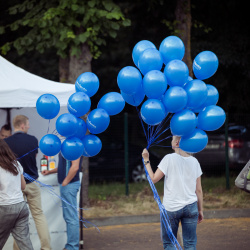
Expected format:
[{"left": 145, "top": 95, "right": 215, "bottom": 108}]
[
  {"left": 0, "top": 139, "right": 19, "bottom": 175},
  {"left": 13, "top": 115, "right": 29, "bottom": 129}
]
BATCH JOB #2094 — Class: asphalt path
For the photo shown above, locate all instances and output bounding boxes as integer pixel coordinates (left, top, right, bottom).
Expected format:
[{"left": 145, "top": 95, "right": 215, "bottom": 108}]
[{"left": 82, "top": 217, "right": 250, "bottom": 250}]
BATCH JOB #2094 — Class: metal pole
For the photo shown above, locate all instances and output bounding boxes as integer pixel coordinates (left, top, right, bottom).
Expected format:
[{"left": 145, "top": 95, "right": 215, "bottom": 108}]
[
  {"left": 225, "top": 112, "right": 230, "bottom": 190},
  {"left": 124, "top": 112, "right": 129, "bottom": 196}
]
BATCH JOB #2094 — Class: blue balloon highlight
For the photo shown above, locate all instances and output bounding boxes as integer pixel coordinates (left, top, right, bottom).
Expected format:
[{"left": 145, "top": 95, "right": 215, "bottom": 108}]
[
  {"left": 170, "top": 109, "right": 197, "bottom": 136},
  {"left": 140, "top": 99, "right": 166, "bottom": 126},
  {"left": 193, "top": 51, "right": 219, "bottom": 80},
  {"left": 36, "top": 94, "right": 60, "bottom": 120},
  {"left": 132, "top": 40, "right": 156, "bottom": 68},
  {"left": 138, "top": 48, "right": 163, "bottom": 75},
  {"left": 61, "top": 137, "right": 84, "bottom": 161},
  {"left": 56, "top": 113, "right": 78, "bottom": 137},
  {"left": 82, "top": 135, "right": 102, "bottom": 157},
  {"left": 197, "top": 105, "right": 226, "bottom": 131},
  {"left": 98, "top": 92, "right": 125, "bottom": 116},
  {"left": 117, "top": 66, "right": 142, "bottom": 95},
  {"left": 143, "top": 70, "right": 168, "bottom": 99},
  {"left": 159, "top": 36, "right": 185, "bottom": 65},
  {"left": 67, "top": 92, "right": 91, "bottom": 117},
  {"left": 39, "top": 134, "right": 61, "bottom": 156},
  {"left": 75, "top": 72, "right": 99, "bottom": 97},
  {"left": 179, "top": 129, "right": 208, "bottom": 153},
  {"left": 86, "top": 108, "right": 110, "bottom": 134}
]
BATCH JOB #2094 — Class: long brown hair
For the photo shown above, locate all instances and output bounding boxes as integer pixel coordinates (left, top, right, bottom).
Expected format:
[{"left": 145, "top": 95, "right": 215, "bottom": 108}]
[{"left": 0, "top": 139, "right": 19, "bottom": 175}]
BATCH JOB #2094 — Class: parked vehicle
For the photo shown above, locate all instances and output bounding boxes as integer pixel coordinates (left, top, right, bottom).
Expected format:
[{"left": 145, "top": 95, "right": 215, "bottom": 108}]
[
  {"left": 88, "top": 141, "right": 161, "bottom": 183},
  {"left": 194, "top": 124, "right": 250, "bottom": 173}
]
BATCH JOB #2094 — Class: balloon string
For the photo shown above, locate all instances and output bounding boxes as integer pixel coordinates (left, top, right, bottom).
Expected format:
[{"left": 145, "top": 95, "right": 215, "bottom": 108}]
[
  {"left": 17, "top": 147, "right": 39, "bottom": 160},
  {"left": 47, "top": 119, "right": 51, "bottom": 134},
  {"left": 23, "top": 173, "right": 100, "bottom": 232},
  {"left": 138, "top": 112, "right": 182, "bottom": 249}
]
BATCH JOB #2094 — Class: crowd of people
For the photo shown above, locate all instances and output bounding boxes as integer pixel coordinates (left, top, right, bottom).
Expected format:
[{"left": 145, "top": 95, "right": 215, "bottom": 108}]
[
  {"left": 0, "top": 115, "right": 81, "bottom": 250},
  {"left": 0, "top": 114, "right": 204, "bottom": 250}
]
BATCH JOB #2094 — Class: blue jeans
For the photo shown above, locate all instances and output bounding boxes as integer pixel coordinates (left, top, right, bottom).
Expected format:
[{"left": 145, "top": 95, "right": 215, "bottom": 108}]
[
  {"left": 60, "top": 181, "right": 80, "bottom": 250},
  {"left": 161, "top": 202, "right": 199, "bottom": 250}
]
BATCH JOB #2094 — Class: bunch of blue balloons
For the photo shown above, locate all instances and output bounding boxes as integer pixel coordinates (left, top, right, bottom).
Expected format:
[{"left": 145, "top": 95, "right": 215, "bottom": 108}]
[
  {"left": 36, "top": 72, "right": 125, "bottom": 161},
  {"left": 117, "top": 35, "right": 225, "bottom": 153}
]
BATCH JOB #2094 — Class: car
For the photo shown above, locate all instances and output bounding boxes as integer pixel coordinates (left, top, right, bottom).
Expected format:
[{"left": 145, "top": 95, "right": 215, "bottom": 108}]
[
  {"left": 88, "top": 140, "right": 161, "bottom": 182},
  {"left": 194, "top": 123, "right": 250, "bottom": 174}
]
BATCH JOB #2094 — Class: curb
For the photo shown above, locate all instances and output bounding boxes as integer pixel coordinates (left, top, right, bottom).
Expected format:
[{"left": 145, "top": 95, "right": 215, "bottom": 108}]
[{"left": 86, "top": 208, "right": 250, "bottom": 227}]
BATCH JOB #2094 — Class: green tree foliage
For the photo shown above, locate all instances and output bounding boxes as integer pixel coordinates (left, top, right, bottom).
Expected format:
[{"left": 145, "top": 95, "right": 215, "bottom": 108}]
[{"left": 0, "top": 0, "right": 131, "bottom": 59}]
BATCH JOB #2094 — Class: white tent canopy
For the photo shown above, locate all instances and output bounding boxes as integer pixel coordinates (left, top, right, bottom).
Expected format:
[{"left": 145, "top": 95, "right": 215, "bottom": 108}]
[
  {"left": 0, "top": 56, "right": 78, "bottom": 249},
  {"left": 0, "top": 56, "right": 75, "bottom": 107}
]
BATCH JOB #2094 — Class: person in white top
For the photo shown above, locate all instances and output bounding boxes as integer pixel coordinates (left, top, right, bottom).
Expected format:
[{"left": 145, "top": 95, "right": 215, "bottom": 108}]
[
  {"left": 142, "top": 136, "right": 204, "bottom": 250},
  {"left": 0, "top": 139, "right": 33, "bottom": 250}
]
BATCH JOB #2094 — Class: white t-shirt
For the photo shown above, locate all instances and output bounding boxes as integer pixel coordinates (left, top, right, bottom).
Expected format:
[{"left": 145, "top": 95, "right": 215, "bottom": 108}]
[
  {"left": 158, "top": 153, "right": 202, "bottom": 212},
  {"left": 0, "top": 161, "right": 24, "bottom": 205}
]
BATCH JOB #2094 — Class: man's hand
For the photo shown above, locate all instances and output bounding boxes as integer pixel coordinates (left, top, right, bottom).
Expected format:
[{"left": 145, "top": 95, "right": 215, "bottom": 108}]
[
  {"left": 142, "top": 148, "right": 149, "bottom": 161},
  {"left": 41, "top": 170, "right": 50, "bottom": 175},
  {"left": 198, "top": 211, "right": 204, "bottom": 224}
]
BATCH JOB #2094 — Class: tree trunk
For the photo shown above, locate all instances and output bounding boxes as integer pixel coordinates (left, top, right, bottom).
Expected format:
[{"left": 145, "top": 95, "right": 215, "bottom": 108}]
[
  {"left": 175, "top": 0, "right": 192, "bottom": 76},
  {"left": 59, "top": 42, "right": 92, "bottom": 207},
  {"left": 59, "top": 57, "right": 70, "bottom": 83},
  {"left": 69, "top": 43, "right": 92, "bottom": 84}
]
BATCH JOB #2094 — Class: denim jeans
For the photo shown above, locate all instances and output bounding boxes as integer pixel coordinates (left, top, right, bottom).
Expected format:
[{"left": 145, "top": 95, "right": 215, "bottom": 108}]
[
  {"left": 161, "top": 202, "right": 199, "bottom": 250},
  {"left": 60, "top": 181, "right": 80, "bottom": 250},
  {"left": 0, "top": 201, "right": 33, "bottom": 250}
]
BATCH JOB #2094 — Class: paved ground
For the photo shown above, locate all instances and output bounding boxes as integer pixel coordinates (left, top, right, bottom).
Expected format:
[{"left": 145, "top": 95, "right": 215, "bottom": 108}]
[{"left": 82, "top": 217, "right": 250, "bottom": 250}]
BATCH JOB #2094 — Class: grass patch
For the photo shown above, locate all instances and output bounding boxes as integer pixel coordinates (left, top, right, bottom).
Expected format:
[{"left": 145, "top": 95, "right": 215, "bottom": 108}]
[{"left": 84, "top": 176, "right": 250, "bottom": 218}]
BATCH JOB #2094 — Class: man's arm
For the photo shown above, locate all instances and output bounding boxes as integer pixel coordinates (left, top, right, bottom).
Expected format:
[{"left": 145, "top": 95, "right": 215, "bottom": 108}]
[
  {"left": 62, "top": 158, "right": 80, "bottom": 186},
  {"left": 196, "top": 176, "right": 204, "bottom": 224},
  {"left": 142, "top": 148, "right": 164, "bottom": 184},
  {"left": 41, "top": 168, "right": 58, "bottom": 175}
]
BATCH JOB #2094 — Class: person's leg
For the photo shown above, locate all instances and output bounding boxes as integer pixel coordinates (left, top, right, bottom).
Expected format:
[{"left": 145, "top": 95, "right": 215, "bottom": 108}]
[
  {"left": 181, "top": 202, "right": 199, "bottom": 250},
  {"left": 0, "top": 204, "right": 16, "bottom": 249},
  {"left": 161, "top": 210, "right": 181, "bottom": 250},
  {"left": 60, "top": 181, "right": 80, "bottom": 250},
  {"left": 24, "top": 182, "right": 51, "bottom": 250},
  {"left": 11, "top": 202, "right": 34, "bottom": 250}
]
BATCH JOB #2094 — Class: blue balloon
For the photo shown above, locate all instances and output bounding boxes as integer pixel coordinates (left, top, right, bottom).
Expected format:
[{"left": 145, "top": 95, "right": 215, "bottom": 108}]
[
  {"left": 140, "top": 99, "right": 166, "bottom": 126},
  {"left": 86, "top": 108, "right": 110, "bottom": 134},
  {"left": 39, "top": 134, "right": 61, "bottom": 156},
  {"left": 159, "top": 36, "right": 185, "bottom": 65},
  {"left": 75, "top": 72, "right": 99, "bottom": 97},
  {"left": 138, "top": 48, "right": 163, "bottom": 75},
  {"left": 72, "top": 118, "right": 87, "bottom": 139},
  {"left": 183, "top": 76, "right": 193, "bottom": 88},
  {"left": 132, "top": 40, "right": 156, "bottom": 68},
  {"left": 121, "top": 85, "right": 145, "bottom": 107},
  {"left": 163, "top": 86, "right": 187, "bottom": 113},
  {"left": 184, "top": 79, "right": 208, "bottom": 109},
  {"left": 179, "top": 129, "right": 208, "bottom": 153},
  {"left": 97, "top": 92, "right": 125, "bottom": 116},
  {"left": 117, "top": 66, "right": 142, "bottom": 95},
  {"left": 82, "top": 134, "right": 102, "bottom": 157},
  {"left": 170, "top": 109, "right": 197, "bottom": 136},
  {"left": 164, "top": 60, "right": 189, "bottom": 87},
  {"left": 193, "top": 51, "right": 219, "bottom": 80},
  {"left": 67, "top": 92, "right": 91, "bottom": 117},
  {"left": 193, "top": 84, "right": 219, "bottom": 113},
  {"left": 36, "top": 94, "right": 60, "bottom": 119},
  {"left": 56, "top": 113, "right": 78, "bottom": 137},
  {"left": 197, "top": 105, "right": 226, "bottom": 131},
  {"left": 61, "top": 137, "right": 84, "bottom": 161},
  {"left": 143, "top": 70, "right": 168, "bottom": 99}
]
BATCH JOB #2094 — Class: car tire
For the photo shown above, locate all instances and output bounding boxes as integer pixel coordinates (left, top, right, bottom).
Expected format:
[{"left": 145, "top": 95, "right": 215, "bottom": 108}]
[{"left": 132, "top": 164, "right": 147, "bottom": 182}]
